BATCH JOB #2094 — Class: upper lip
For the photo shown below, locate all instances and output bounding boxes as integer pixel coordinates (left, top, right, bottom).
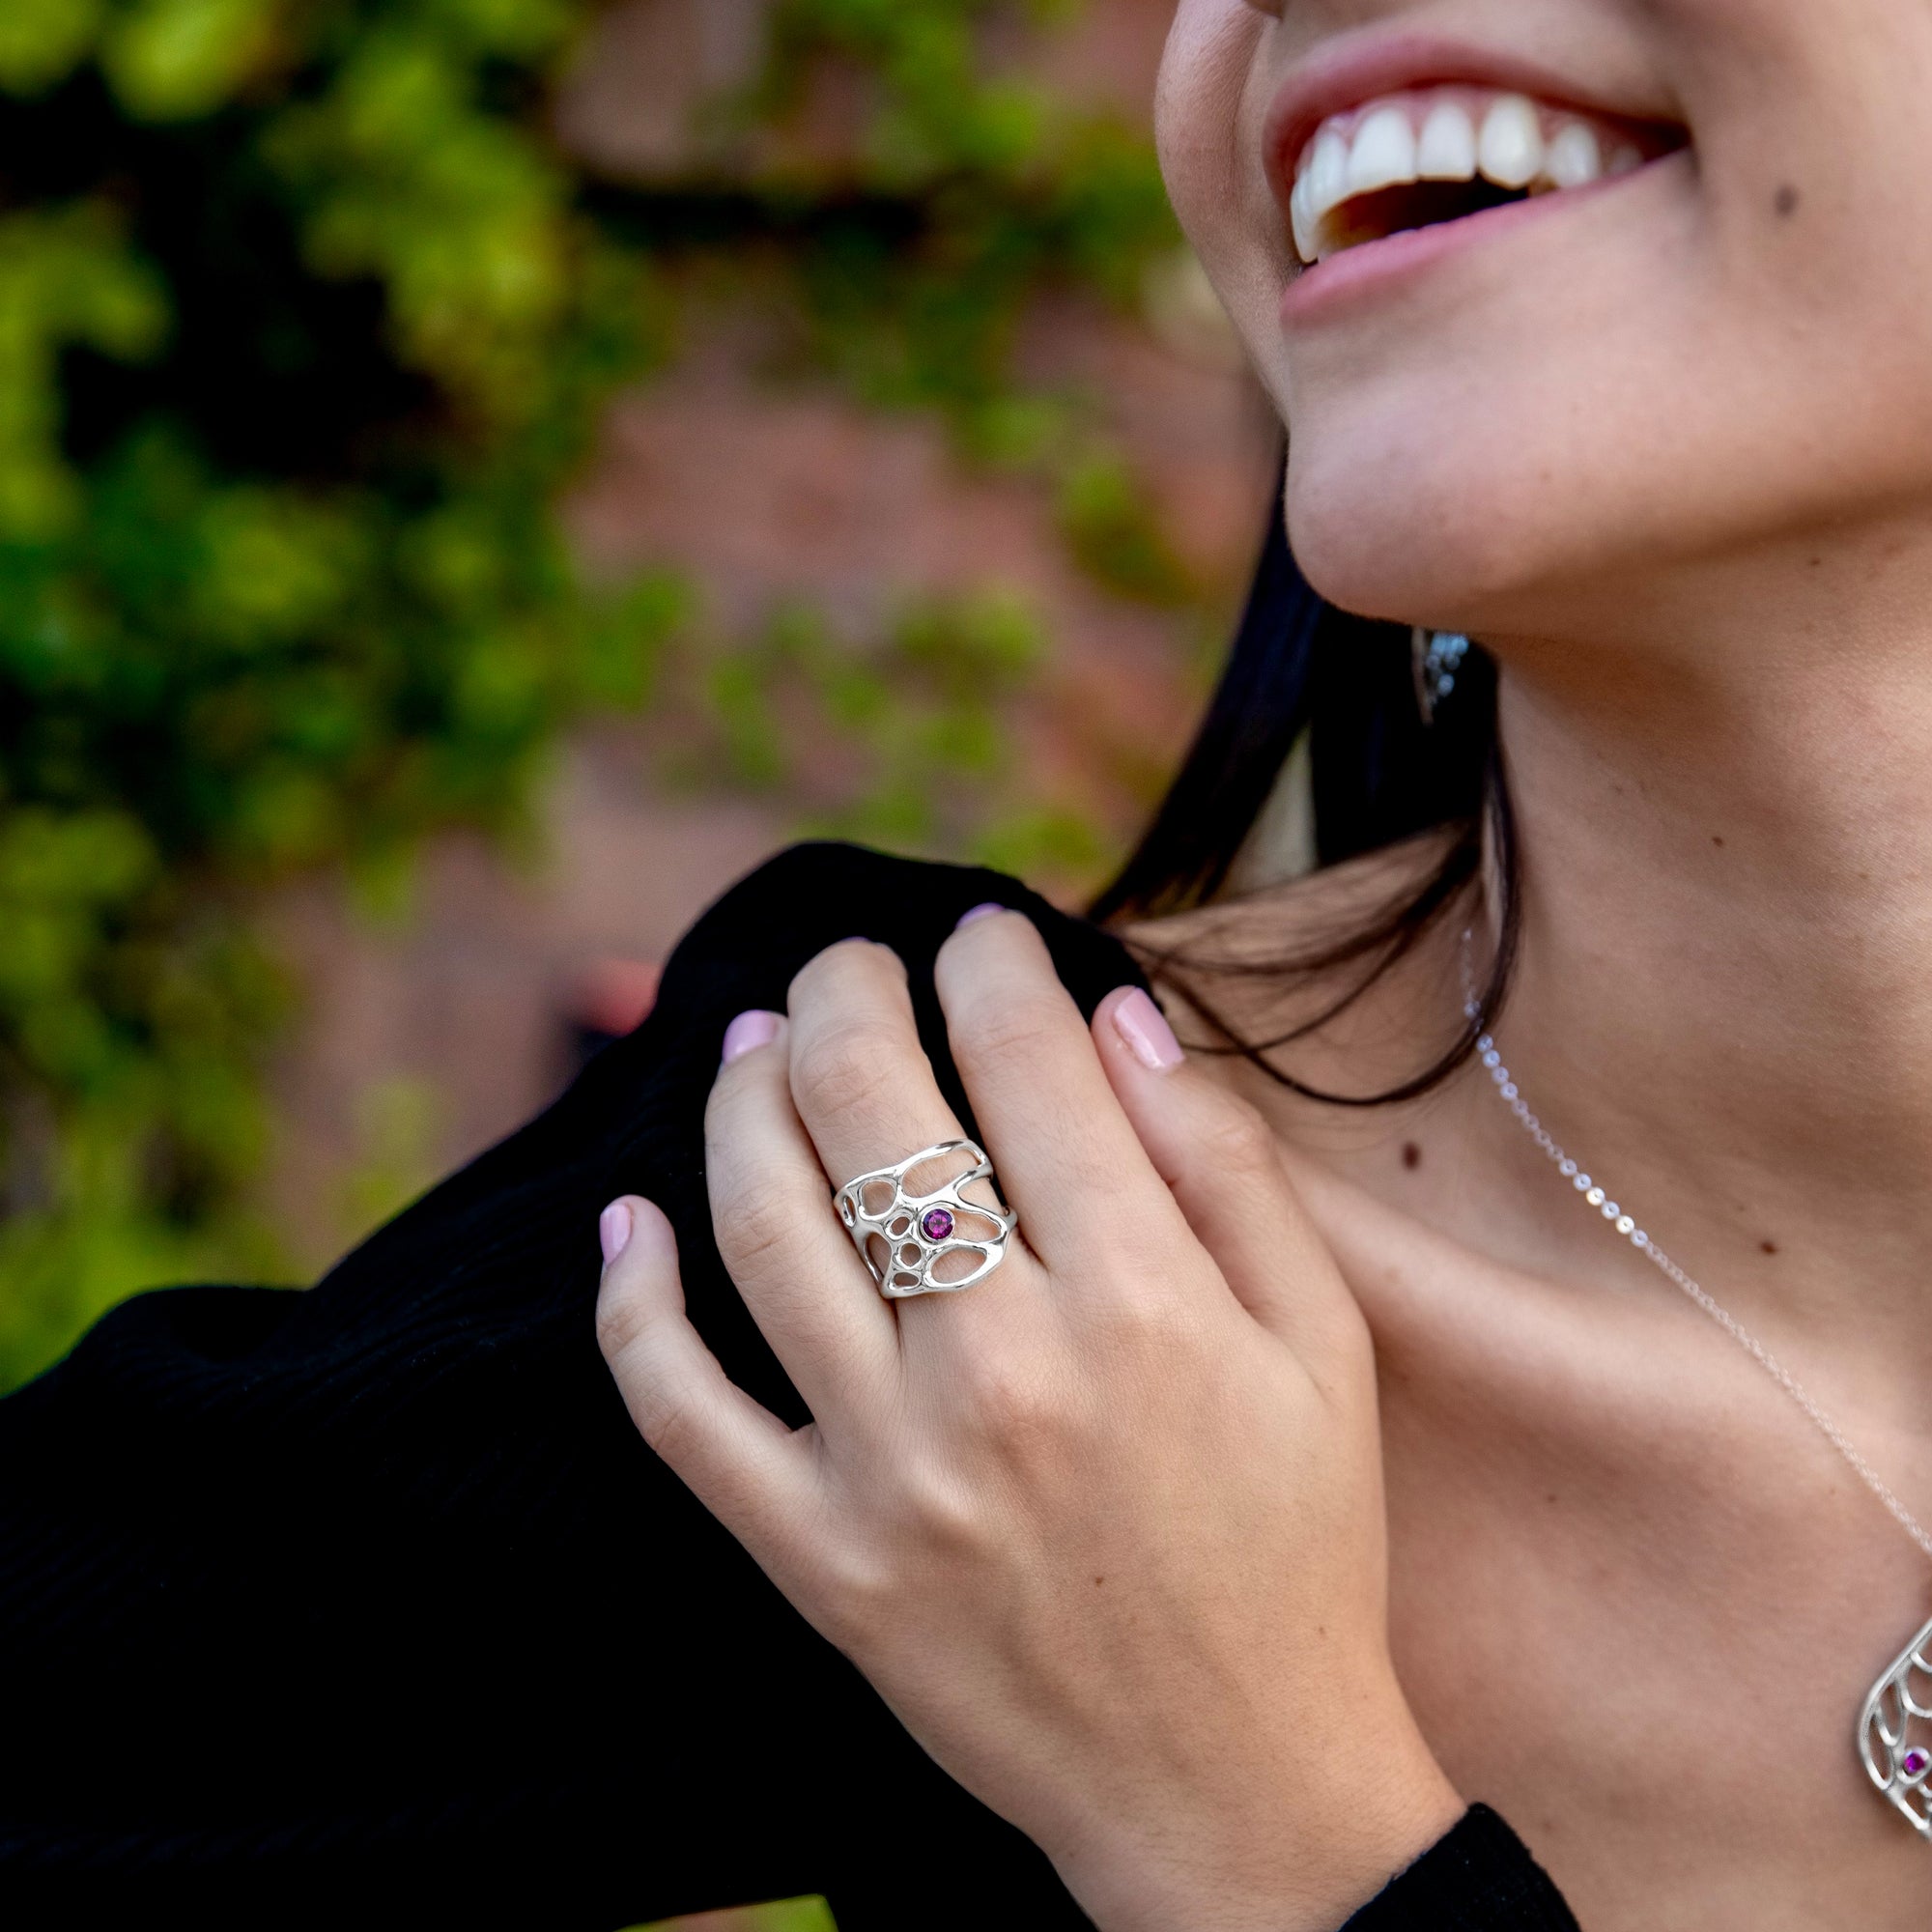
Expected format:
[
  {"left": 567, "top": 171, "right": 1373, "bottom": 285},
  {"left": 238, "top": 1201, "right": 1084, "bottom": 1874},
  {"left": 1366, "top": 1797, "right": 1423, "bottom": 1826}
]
[{"left": 1263, "top": 30, "right": 1681, "bottom": 210}]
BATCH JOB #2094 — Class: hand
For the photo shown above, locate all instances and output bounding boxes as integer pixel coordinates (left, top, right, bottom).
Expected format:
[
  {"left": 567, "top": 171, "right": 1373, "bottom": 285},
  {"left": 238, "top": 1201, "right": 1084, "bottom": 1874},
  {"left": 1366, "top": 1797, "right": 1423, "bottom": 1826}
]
[{"left": 595, "top": 910, "right": 1462, "bottom": 1932}]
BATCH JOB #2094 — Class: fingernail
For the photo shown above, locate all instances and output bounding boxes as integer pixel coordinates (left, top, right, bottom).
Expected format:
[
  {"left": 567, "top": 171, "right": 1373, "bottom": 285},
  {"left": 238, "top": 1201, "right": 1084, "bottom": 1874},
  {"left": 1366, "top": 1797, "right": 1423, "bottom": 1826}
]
[
  {"left": 956, "top": 902, "right": 1006, "bottom": 930},
  {"left": 599, "top": 1200, "right": 633, "bottom": 1265},
  {"left": 721, "top": 1009, "right": 781, "bottom": 1065},
  {"left": 1111, "top": 986, "right": 1184, "bottom": 1072}
]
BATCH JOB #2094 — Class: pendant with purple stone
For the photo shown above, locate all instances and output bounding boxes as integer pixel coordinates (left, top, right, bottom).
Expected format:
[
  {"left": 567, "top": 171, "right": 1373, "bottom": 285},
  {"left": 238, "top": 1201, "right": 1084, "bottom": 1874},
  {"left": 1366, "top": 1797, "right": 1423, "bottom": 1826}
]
[{"left": 1860, "top": 1608, "right": 1932, "bottom": 1839}]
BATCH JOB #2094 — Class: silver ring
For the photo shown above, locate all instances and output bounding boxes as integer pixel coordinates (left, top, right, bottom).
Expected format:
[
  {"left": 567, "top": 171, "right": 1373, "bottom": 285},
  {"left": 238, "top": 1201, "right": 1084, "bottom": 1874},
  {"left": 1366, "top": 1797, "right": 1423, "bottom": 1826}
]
[{"left": 834, "top": 1137, "right": 1017, "bottom": 1298}]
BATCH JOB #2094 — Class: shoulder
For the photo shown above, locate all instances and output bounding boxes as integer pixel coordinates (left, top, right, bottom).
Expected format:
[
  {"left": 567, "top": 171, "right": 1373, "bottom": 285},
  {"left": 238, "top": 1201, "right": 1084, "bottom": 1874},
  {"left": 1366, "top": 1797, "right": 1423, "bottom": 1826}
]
[{"left": 653, "top": 841, "right": 1146, "bottom": 1036}]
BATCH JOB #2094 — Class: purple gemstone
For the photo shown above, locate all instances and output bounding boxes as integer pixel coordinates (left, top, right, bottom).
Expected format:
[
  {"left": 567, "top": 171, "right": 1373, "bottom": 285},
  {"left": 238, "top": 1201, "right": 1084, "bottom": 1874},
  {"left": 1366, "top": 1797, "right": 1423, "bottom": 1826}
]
[
  {"left": 920, "top": 1208, "right": 954, "bottom": 1242},
  {"left": 1905, "top": 1749, "right": 1929, "bottom": 1777}
]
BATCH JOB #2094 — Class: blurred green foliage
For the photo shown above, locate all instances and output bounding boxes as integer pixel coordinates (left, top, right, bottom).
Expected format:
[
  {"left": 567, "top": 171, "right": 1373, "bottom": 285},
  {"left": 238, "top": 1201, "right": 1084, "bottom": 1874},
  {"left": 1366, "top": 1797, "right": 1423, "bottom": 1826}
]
[
  {"left": 0, "top": 0, "right": 1181, "bottom": 1388},
  {"left": 679, "top": 587, "right": 1045, "bottom": 843},
  {"left": 631, "top": 1896, "right": 836, "bottom": 1932}
]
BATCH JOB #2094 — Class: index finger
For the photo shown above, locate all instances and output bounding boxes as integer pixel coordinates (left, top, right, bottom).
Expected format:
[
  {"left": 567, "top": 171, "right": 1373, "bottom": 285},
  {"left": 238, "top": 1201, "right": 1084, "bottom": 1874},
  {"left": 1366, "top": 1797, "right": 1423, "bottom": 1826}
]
[{"left": 784, "top": 938, "right": 1036, "bottom": 1308}]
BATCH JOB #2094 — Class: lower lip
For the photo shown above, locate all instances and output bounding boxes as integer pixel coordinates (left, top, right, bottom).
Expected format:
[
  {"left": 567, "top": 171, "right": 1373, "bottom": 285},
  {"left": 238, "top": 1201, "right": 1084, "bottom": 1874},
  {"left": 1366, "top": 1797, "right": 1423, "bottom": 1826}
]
[{"left": 1278, "top": 170, "right": 1634, "bottom": 326}]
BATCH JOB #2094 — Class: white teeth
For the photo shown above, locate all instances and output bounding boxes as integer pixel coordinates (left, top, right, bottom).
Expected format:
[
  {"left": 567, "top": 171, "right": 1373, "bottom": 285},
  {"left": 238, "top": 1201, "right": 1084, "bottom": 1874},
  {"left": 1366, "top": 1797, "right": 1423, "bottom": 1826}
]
[
  {"left": 1288, "top": 87, "right": 1655, "bottom": 267},
  {"left": 1477, "top": 94, "right": 1544, "bottom": 188},
  {"left": 1290, "top": 174, "right": 1317, "bottom": 263},
  {"left": 1346, "top": 106, "right": 1418, "bottom": 197},
  {"left": 1544, "top": 121, "right": 1603, "bottom": 190},
  {"left": 1308, "top": 128, "right": 1350, "bottom": 217},
  {"left": 1416, "top": 101, "right": 1477, "bottom": 181}
]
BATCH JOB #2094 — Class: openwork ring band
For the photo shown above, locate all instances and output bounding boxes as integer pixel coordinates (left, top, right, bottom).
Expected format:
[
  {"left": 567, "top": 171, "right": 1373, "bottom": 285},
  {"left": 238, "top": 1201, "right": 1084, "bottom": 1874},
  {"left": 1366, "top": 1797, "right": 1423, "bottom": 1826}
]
[{"left": 834, "top": 1137, "right": 1017, "bottom": 1298}]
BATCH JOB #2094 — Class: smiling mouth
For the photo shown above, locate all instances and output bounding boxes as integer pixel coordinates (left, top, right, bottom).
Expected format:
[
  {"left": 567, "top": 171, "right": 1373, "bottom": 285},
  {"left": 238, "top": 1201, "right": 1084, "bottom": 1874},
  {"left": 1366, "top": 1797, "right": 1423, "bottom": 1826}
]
[{"left": 1289, "top": 87, "right": 1687, "bottom": 267}]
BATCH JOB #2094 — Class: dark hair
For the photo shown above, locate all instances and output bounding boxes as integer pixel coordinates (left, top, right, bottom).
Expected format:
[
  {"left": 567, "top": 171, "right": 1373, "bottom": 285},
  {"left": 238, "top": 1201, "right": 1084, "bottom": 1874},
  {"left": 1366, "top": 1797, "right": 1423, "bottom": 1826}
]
[{"left": 1091, "top": 480, "right": 1520, "bottom": 1106}]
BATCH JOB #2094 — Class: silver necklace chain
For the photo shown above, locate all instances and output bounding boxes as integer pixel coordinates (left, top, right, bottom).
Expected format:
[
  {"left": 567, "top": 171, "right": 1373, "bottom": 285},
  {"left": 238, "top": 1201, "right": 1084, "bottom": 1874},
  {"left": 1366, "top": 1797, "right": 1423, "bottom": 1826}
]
[{"left": 1464, "top": 986, "right": 1932, "bottom": 1566}]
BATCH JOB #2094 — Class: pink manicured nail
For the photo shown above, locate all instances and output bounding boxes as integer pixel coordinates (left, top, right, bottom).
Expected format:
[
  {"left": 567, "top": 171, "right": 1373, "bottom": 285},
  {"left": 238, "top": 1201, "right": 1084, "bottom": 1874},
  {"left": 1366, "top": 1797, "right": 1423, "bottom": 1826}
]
[
  {"left": 721, "top": 1009, "right": 781, "bottom": 1065},
  {"left": 599, "top": 1200, "right": 633, "bottom": 1265},
  {"left": 1111, "top": 987, "right": 1184, "bottom": 1072},
  {"left": 955, "top": 902, "right": 1006, "bottom": 930}
]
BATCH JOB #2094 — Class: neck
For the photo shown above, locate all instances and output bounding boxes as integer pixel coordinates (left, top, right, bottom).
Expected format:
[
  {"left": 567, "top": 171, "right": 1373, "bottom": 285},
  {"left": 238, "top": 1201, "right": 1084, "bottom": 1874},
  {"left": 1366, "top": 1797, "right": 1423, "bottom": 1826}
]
[{"left": 1488, "top": 516, "right": 1932, "bottom": 1406}]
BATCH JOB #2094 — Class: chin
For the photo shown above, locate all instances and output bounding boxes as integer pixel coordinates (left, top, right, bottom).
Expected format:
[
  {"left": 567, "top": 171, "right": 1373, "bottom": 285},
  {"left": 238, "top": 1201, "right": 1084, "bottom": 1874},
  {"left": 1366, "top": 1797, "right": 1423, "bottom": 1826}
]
[{"left": 1282, "top": 418, "right": 1579, "bottom": 630}]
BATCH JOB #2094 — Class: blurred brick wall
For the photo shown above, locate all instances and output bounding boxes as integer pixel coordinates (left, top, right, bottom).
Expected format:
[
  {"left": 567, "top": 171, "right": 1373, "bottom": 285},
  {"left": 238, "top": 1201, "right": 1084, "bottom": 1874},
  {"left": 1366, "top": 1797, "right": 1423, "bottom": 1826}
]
[{"left": 264, "top": 0, "right": 1277, "bottom": 1271}]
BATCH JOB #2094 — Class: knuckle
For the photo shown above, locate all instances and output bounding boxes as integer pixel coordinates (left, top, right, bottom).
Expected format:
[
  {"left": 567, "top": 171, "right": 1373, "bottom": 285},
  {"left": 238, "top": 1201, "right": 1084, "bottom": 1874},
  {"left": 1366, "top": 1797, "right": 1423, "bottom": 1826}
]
[
  {"left": 959, "top": 1348, "right": 1065, "bottom": 1445},
  {"left": 816, "top": 1538, "right": 895, "bottom": 1633},
  {"left": 1101, "top": 1293, "right": 1214, "bottom": 1374},
  {"left": 861, "top": 1426, "right": 994, "bottom": 1548},
  {"left": 1192, "top": 1096, "right": 1281, "bottom": 1184},
  {"left": 788, "top": 937, "right": 903, "bottom": 1011},
  {"left": 594, "top": 1274, "right": 653, "bottom": 1362},
  {"left": 594, "top": 1304, "right": 697, "bottom": 1458},
  {"left": 632, "top": 1378, "right": 697, "bottom": 1462},
  {"left": 714, "top": 1182, "right": 794, "bottom": 1281},
  {"left": 813, "top": 1525, "right": 931, "bottom": 1652},
  {"left": 901, "top": 1467, "right": 991, "bottom": 1557},
  {"left": 791, "top": 1020, "right": 904, "bottom": 1121},
  {"left": 954, "top": 989, "right": 1068, "bottom": 1074}
]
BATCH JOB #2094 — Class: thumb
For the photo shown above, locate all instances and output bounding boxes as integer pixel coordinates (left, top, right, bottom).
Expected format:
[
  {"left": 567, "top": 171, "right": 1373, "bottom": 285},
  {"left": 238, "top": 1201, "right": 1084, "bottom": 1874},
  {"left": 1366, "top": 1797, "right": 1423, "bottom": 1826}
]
[{"left": 1090, "top": 987, "right": 1368, "bottom": 1368}]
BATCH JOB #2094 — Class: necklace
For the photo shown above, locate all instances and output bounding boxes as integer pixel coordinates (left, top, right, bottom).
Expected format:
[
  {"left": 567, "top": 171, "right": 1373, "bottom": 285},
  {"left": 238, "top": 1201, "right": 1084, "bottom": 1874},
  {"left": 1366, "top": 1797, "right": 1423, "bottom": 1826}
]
[{"left": 1466, "top": 984, "right": 1932, "bottom": 1840}]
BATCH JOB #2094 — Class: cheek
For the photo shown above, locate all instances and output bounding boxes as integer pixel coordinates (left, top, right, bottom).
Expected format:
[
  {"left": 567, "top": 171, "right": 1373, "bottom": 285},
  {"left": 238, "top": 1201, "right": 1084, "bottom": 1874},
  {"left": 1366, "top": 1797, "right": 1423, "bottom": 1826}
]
[
  {"left": 1155, "top": 3, "right": 1290, "bottom": 360},
  {"left": 1285, "top": 141, "right": 1932, "bottom": 628},
  {"left": 1286, "top": 298, "right": 1932, "bottom": 635},
  {"left": 1153, "top": 2, "right": 1261, "bottom": 219}
]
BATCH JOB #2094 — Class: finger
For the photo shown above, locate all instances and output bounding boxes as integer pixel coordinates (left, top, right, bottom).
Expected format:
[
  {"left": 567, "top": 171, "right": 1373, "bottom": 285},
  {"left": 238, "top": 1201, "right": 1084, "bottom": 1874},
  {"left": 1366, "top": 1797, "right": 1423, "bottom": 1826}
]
[
  {"left": 784, "top": 938, "right": 1037, "bottom": 1312},
  {"left": 705, "top": 1009, "right": 903, "bottom": 1412},
  {"left": 785, "top": 939, "right": 968, "bottom": 1190},
  {"left": 1090, "top": 986, "right": 1365, "bottom": 1366},
  {"left": 933, "top": 908, "right": 1166, "bottom": 1264},
  {"left": 595, "top": 1195, "right": 819, "bottom": 1553}
]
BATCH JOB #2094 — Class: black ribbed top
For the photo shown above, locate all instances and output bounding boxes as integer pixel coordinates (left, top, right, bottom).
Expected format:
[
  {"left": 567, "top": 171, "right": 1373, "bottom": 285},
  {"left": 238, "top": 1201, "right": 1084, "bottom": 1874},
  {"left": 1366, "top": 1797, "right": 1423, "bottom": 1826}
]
[{"left": 0, "top": 842, "right": 1577, "bottom": 1929}]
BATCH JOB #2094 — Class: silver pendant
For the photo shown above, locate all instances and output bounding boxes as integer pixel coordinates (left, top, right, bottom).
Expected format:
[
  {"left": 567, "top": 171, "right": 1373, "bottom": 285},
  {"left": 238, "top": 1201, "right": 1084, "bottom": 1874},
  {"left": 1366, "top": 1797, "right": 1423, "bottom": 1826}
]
[{"left": 1860, "top": 1611, "right": 1932, "bottom": 1836}]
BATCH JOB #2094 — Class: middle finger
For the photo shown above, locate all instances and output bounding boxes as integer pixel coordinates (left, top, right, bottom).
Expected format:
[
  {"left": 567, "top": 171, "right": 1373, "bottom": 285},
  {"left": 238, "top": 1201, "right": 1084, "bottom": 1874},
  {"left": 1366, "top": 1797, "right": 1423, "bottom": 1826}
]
[{"left": 785, "top": 939, "right": 1034, "bottom": 1308}]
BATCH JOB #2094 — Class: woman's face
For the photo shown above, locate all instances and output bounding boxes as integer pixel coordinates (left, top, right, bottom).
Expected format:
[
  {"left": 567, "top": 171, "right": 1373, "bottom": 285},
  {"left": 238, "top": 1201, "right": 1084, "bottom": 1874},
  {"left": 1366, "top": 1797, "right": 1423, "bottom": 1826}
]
[{"left": 1158, "top": 0, "right": 1932, "bottom": 639}]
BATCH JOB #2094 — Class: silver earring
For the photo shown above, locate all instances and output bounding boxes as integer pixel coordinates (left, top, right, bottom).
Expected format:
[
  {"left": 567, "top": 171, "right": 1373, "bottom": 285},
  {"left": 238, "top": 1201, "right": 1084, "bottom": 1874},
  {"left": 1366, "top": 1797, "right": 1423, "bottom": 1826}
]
[{"left": 1411, "top": 628, "right": 1469, "bottom": 725}]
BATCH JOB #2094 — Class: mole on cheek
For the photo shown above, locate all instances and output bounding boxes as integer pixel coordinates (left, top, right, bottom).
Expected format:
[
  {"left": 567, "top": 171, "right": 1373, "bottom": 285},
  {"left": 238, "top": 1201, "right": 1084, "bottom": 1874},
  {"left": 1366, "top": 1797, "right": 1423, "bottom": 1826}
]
[
  {"left": 1401, "top": 1142, "right": 1422, "bottom": 1171},
  {"left": 1774, "top": 184, "right": 1801, "bottom": 218}
]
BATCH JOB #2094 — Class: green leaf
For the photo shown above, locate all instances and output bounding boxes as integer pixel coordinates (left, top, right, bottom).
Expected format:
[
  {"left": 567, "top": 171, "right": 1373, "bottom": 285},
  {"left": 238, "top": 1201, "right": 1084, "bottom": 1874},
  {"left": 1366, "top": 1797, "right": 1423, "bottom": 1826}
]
[
  {"left": 1056, "top": 455, "right": 1196, "bottom": 607},
  {"left": 102, "top": 0, "right": 279, "bottom": 121},
  {"left": 0, "top": 0, "right": 105, "bottom": 96},
  {"left": 0, "top": 0, "right": 1193, "bottom": 1394}
]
